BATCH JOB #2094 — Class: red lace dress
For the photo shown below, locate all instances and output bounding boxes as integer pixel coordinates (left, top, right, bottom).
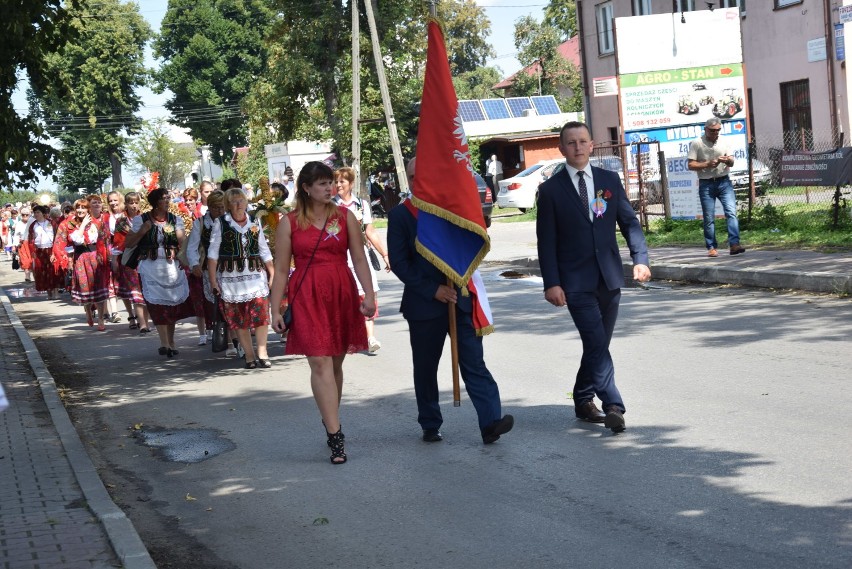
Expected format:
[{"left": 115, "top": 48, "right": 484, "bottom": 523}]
[{"left": 284, "top": 207, "right": 368, "bottom": 356}]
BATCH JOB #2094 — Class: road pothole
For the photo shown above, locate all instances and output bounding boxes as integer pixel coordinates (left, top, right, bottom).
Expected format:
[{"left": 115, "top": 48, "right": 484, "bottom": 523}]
[{"left": 137, "top": 427, "right": 235, "bottom": 463}]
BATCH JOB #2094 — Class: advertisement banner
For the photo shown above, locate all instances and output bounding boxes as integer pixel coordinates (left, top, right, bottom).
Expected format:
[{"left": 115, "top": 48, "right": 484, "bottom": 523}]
[
  {"left": 620, "top": 64, "right": 746, "bottom": 131},
  {"left": 780, "top": 148, "right": 852, "bottom": 186},
  {"left": 665, "top": 156, "right": 724, "bottom": 220},
  {"left": 625, "top": 119, "right": 748, "bottom": 161},
  {"left": 615, "top": 9, "right": 742, "bottom": 75}
]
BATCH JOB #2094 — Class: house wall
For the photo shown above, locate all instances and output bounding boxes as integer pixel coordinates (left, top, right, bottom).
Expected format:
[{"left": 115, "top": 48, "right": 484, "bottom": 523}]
[{"left": 577, "top": 0, "right": 847, "bottom": 146}]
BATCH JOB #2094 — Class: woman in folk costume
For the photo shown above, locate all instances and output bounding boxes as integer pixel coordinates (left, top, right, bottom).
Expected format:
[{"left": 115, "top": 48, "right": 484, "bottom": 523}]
[
  {"left": 113, "top": 191, "right": 151, "bottom": 333},
  {"left": 186, "top": 190, "right": 227, "bottom": 353},
  {"left": 103, "top": 191, "right": 135, "bottom": 324},
  {"left": 179, "top": 186, "right": 211, "bottom": 346},
  {"left": 21, "top": 205, "right": 61, "bottom": 298},
  {"left": 52, "top": 198, "right": 111, "bottom": 330},
  {"left": 207, "top": 188, "right": 274, "bottom": 369},
  {"left": 269, "top": 161, "right": 375, "bottom": 465},
  {"left": 125, "top": 187, "right": 195, "bottom": 357}
]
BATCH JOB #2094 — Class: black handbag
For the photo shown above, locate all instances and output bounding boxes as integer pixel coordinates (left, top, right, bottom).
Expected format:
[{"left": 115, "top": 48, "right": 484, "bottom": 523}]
[
  {"left": 211, "top": 298, "right": 228, "bottom": 353},
  {"left": 368, "top": 247, "right": 381, "bottom": 271},
  {"left": 121, "top": 245, "right": 141, "bottom": 269},
  {"left": 11, "top": 253, "right": 19, "bottom": 271}
]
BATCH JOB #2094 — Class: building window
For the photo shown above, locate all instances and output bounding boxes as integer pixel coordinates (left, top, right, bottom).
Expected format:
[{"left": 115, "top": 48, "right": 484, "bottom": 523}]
[
  {"left": 719, "top": 0, "right": 739, "bottom": 7},
  {"left": 677, "top": 0, "right": 695, "bottom": 11},
  {"left": 596, "top": 2, "right": 614, "bottom": 56},
  {"left": 780, "top": 79, "right": 812, "bottom": 150},
  {"left": 775, "top": 0, "right": 801, "bottom": 8},
  {"left": 632, "top": 0, "right": 652, "bottom": 15}
]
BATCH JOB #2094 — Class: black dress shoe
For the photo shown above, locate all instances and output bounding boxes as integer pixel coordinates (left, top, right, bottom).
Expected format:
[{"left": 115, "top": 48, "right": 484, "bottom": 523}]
[
  {"left": 158, "top": 346, "right": 168, "bottom": 356},
  {"left": 422, "top": 429, "right": 443, "bottom": 442},
  {"left": 575, "top": 401, "right": 606, "bottom": 423},
  {"left": 482, "top": 414, "right": 514, "bottom": 444},
  {"left": 604, "top": 406, "right": 626, "bottom": 433}
]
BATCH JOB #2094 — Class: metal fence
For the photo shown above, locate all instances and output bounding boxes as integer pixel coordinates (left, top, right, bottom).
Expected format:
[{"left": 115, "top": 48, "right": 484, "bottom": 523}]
[
  {"left": 591, "top": 141, "right": 666, "bottom": 230},
  {"left": 739, "top": 127, "right": 851, "bottom": 231}
]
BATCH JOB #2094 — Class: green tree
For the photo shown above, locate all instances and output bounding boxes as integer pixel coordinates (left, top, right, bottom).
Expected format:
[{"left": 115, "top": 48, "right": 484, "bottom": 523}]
[
  {"left": 125, "top": 119, "right": 198, "bottom": 190},
  {"left": 34, "top": 0, "right": 151, "bottom": 189},
  {"left": 154, "top": 0, "right": 273, "bottom": 163},
  {"left": 513, "top": 16, "right": 582, "bottom": 111},
  {"left": 453, "top": 66, "right": 502, "bottom": 101},
  {"left": 56, "top": 134, "right": 113, "bottom": 193},
  {"left": 257, "top": 0, "right": 493, "bottom": 174},
  {"left": 0, "top": 0, "right": 79, "bottom": 190},
  {"left": 543, "top": 0, "right": 578, "bottom": 39}
]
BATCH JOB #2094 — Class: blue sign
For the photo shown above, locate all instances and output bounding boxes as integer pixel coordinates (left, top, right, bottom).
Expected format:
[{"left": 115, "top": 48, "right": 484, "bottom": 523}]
[{"left": 836, "top": 24, "right": 845, "bottom": 62}]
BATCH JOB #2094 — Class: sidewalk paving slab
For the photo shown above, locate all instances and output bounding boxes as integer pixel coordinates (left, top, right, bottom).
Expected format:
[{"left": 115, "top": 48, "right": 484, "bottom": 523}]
[{"left": 0, "top": 285, "right": 156, "bottom": 569}]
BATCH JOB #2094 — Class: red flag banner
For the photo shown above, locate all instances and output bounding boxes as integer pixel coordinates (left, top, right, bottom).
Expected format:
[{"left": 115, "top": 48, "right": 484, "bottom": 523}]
[{"left": 412, "top": 20, "right": 490, "bottom": 290}]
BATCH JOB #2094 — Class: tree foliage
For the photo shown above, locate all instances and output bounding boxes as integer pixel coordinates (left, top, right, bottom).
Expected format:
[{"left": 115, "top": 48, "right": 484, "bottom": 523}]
[
  {"left": 0, "top": 0, "right": 79, "bottom": 190},
  {"left": 256, "top": 0, "right": 493, "bottom": 174},
  {"left": 154, "top": 0, "right": 273, "bottom": 163},
  {"left": 34, "top": 0, "right": 151, "bottom": 189},
  {"left": 453, "top": 66, "right": 502, "bottom": 101},
  {"left": 56, "top": 136, "right": 113, "bottom": 194},
  {"left": 513, "top": 16, "right": 582, "bottom": 112},
  {"left": 543, "top": 0, "right": 578, "bottom": 40},
  {"left": 125, "top": 119, "right": 198, "bottom": 190}
]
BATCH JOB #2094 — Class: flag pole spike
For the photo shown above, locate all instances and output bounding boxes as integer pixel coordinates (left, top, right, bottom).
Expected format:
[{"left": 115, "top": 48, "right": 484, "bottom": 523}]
[{"left": 428, "top": 0, "right": 437, "bottom": 18}]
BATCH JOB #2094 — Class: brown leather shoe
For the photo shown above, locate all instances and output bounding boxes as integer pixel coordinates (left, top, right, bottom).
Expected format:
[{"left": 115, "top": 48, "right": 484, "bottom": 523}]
[
  {"left": 604, "top": 406, "right": 626, "bottom": 433},
  {"left": 575, "top": 401, "right": 606, "bottom": 423},
  {"left": 730, "top": 243, "right": 746, "bottom": 255}
]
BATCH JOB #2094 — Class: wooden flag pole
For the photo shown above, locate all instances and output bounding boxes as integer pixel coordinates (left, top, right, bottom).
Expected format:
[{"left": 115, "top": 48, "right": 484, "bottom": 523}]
[{"left": 448, "top": 277, "right": 461, "bottom": 406}]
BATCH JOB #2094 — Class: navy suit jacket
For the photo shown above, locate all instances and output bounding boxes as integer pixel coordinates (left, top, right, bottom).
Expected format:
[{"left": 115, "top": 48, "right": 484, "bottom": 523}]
[
  {"left": 536, "top": 165, "right": 649, "bottom": 293},
  {"left": 387, "top": 203, "right": 473, "bottom": 320}
]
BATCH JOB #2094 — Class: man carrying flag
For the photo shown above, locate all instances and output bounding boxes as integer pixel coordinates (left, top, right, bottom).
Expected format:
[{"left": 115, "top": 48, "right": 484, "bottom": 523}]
[{"left": 386, "top": 19, "right": 512, "bottom": 445}]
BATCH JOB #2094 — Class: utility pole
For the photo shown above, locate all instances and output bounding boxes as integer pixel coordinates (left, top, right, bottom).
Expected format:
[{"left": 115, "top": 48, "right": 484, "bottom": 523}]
[
  {"left": 364, "top": 0, "right": 409, "bottom": 194},
  {"left": 351, "top": 0, "right": 362, "bottom": 190}
]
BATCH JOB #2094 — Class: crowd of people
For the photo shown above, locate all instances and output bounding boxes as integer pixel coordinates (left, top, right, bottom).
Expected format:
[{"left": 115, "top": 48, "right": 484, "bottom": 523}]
[
  {"left": 2, "top": 165, "right": 390, "bottom": 464},
  {"left": 3, "top": 121, "right": 653, "bottom": 465}
]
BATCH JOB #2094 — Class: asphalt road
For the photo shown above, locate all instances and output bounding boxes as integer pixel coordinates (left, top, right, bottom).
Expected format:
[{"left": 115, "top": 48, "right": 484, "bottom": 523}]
[{"left": 5, "top": 223, "right": 852, "bottom": 569}]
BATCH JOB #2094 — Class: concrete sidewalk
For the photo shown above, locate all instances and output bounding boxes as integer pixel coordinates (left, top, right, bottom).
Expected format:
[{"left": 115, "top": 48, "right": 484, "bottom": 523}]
[{"left": 0, "top": 270, "right": 156, "bottom": 567}]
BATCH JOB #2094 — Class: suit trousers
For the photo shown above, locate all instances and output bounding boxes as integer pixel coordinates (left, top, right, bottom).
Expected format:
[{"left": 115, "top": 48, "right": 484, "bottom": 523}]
[
  {"left": 565, "top": 280, "right": 625, "bottom": 413},
  {"left": 407, "top": 307, "right": 502, "bottom": 431}
]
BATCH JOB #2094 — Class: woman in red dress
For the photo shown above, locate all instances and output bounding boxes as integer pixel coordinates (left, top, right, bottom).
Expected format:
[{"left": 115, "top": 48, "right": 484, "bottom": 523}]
[
  {"left": 53, "top": 198, "right": 110, "bottom": 330},
  {"left": 114, "top": 191, "right": 151, "bottom": 332},
  {"left": 270, "top": 161, "right": 375, "bottom": 465}
]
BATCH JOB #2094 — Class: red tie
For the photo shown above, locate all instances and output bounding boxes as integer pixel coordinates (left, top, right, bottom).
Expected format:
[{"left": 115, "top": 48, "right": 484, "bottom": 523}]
[{"left": 577, "top": 170, "right": 589, "bottom": 215}]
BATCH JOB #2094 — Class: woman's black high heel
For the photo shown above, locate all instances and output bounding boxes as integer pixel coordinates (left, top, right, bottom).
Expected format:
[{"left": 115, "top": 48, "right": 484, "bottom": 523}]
[
  {"left": 326, "top": 429, "right": 347, "bottom": 464},
  {"left": 322, "top": 420, "right": 344, "bottom": 447}
]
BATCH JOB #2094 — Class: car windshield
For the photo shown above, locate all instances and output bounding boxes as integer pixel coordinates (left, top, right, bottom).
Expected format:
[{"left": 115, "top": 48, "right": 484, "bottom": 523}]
[{"left": 513, "top": 163, "right": 546, "bottom": 177}]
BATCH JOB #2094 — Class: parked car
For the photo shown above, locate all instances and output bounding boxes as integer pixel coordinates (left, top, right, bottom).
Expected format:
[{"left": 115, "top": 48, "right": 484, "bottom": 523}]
[
  {"left": 731, "top": 159, "right": 771, "bottom": 196},
  {"left": 496, "top": 158, "right": 563, "bottom": 212},
  {"left": 474, "top": 172, "right": 493, "bottom": 228}
]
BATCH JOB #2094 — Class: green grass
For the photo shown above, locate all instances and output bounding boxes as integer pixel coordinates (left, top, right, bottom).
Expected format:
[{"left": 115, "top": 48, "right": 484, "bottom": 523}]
[
  {"left": 643, "top": 199, "right": 852, "bottom": 251},
  {"left": 492, "top": 207, "right": 537, "bottom": 223}
]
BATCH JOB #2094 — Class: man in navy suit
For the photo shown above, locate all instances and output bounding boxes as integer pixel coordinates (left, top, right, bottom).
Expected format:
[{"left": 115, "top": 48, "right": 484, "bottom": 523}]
[
  {"left": 387, "top": 158, "right": 513, "bottom": 444},
  {"left": 536, "top": 122, "right": 651, "bottom": 433}
]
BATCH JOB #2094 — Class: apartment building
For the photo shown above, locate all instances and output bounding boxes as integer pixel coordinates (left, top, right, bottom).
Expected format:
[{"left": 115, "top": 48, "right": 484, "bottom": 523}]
[{"left": 577, "top": 0, "right": 847, "bottom": 150}]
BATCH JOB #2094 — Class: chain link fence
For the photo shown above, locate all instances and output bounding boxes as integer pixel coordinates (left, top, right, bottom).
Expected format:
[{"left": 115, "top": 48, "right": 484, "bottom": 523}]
[{"left": 742, "top": 127, "right": 851, "bottom": 232}]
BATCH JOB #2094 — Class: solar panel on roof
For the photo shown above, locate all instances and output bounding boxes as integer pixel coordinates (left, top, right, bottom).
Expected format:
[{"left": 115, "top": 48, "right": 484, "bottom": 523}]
[
  {"left": 481, "top": 99, "right": 511, "bottom": 120},
  {"left": 531, "top": 95, "right": 561, "bottom": 115},
  {"left": 458, "top": 100, "right": 486, "bottom": 122},
  {"left": 506, "top": 97, "right": 533, "bottom": 117}
]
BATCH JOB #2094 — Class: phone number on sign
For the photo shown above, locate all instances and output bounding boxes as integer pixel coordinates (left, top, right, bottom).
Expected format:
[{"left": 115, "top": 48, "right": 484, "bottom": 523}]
[{"left": 628, "top": 117, "right": 672, "bottom": 128}]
